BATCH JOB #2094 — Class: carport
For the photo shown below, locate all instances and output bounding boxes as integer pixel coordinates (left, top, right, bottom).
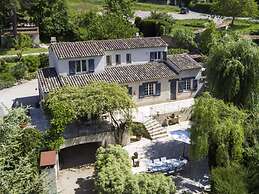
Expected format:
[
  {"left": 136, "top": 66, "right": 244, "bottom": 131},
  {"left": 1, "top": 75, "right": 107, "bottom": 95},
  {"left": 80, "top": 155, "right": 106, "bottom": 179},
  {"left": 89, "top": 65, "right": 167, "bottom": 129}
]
[{"left": 59, "top": 142, "right": 102, "bottom": 169}]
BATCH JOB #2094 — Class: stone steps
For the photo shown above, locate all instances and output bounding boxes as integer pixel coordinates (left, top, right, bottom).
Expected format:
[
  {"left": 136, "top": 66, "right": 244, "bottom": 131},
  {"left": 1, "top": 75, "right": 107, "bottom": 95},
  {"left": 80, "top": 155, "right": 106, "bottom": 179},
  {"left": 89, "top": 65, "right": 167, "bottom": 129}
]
[{"left": 143, "top": 117, "right": 168, "bottom": 140}]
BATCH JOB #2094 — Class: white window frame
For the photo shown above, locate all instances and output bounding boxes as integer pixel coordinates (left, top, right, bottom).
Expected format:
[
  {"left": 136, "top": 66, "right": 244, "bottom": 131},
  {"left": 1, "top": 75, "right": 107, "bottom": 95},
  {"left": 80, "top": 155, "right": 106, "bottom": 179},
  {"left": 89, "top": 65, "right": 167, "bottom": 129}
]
[
  {"left": 178, "top": 79, "right": 192, "bottom": 92},
  {"left": 144, "top": 82, "right": 156, "bottom": 96},
  {"left": 69, "top": 60, "right": 88, "bottom": 74}
]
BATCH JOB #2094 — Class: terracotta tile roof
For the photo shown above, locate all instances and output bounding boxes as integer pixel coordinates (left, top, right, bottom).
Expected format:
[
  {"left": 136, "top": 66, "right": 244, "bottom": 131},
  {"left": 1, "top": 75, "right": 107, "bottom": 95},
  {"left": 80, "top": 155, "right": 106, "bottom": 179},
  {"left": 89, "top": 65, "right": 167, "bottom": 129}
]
[
  {"left": 37, "top": 67, "right": 63, "bottom": 93},
  {"left": 50, "top": 37, "right": 168, "bottom": 59},
  {"left": 167, "top": 54, "right": 202, "bottom": 72},
  {"left": 40, "top": 151, "right": 56, "bottom": 167},
  {"left": 38, "top": 62, "right": 176, "bottom": 93}
]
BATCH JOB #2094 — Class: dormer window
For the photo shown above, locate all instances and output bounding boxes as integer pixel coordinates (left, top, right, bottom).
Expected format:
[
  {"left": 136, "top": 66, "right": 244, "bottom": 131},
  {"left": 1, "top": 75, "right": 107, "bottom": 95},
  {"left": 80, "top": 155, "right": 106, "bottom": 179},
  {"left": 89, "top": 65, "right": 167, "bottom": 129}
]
[
  {"left": 69, "top": 59, "right": 95, "bottom": 75},
  {"left": 106, "top": 55, "right": 112, "bottom": 66},
  {"left": 126, "top": 53, "right": 132, "bottom": 64},
  {"left": 150, "top": 51, "right": 161, "bottom": 61}
]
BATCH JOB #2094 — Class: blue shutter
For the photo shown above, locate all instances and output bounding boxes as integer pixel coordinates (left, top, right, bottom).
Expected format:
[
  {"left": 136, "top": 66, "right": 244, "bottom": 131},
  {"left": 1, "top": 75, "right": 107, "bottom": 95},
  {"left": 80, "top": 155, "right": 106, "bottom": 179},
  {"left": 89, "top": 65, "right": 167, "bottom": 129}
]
[
  {"left": 139, "top": 85, "right": 144, "bottom": 98},
  {"left": 193, "top": 79, "right": 198, "bottom": 91},
  {"left": 88, "top": 59, "right": 95, "bottom": 73},
  {"left": 155, "top": 82, "right": 161, "bottom": 96}
]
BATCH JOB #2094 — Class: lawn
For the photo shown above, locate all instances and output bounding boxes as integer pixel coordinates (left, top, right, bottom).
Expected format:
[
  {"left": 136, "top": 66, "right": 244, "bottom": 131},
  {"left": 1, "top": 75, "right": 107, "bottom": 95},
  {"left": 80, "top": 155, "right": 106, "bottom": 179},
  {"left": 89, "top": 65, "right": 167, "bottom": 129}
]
[
  {"left": 173, "top": 19, "right": 209, "bottom": 31},
  {"left": 225, "top": 19, "right": 259, "bottom": 35},
  {"left": 0, "top": 47, "right": 48, "bottom": 56},
  {"left": 65, "top": 0, "right": 180, "bottom": 14}
]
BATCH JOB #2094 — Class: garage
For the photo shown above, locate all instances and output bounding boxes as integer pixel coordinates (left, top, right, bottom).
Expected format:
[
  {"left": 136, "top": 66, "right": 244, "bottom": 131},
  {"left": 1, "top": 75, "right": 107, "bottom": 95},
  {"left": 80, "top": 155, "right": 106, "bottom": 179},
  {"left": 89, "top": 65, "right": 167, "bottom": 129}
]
[{"left": 59, "top": 142, "right": 102, "bottom": 169}]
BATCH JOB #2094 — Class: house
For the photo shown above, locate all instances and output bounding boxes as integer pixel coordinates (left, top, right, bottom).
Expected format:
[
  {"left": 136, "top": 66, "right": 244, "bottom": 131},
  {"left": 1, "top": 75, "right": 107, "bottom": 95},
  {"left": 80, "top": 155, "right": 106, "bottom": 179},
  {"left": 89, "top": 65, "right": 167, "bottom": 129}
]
[{"left": 38, "top": 37, "right": 203, "bottom": 106}]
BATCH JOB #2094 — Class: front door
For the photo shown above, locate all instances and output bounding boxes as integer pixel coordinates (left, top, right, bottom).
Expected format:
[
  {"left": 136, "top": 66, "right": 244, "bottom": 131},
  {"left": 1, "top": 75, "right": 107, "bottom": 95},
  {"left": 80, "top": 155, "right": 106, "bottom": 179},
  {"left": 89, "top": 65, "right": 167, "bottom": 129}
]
[{"left": 170, "top": 80, "right": 177, "bottom": 100}]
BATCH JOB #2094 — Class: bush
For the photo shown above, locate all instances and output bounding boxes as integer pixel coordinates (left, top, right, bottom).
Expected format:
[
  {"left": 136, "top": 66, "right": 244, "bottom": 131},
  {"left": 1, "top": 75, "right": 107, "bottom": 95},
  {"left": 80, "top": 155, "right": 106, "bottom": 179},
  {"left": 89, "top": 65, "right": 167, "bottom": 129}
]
[
  {"left": 188, "top": 2, "right": 214, "bottom": 14},
  {"left": 39, "top": 54, "right": 49, "bottom": 68},
  {"left": 15, "top": 34, "right": 33, "bottom": 50},
  {"left": 1, "top": 34, "right": 16, "bottom": 49},
  {"left": 11, "top": 63, "right": 28, "bottom": 80},
  {"left": 168, "top": 48, "right": 189, "bottom": 55},
  {"left": 0, "top": 72, "right": 16, "bottom": 89},
  {"left": 129, "top": 122, "right": 151, "bottom": 139},
  {"left": 0, "top": 59, "right": 8, "bottom": 73},
  {"left": 22, "top": 55, "right": 40, "bottom": 73},
  {"left": 95, "top": 145, "right": 176, "bottom": 194},
  {"left": 171, "top": 28, "right": 197, "bottom": 50},
  {"left": 211, "top": 165, "right": 248, "bottom": 194}
]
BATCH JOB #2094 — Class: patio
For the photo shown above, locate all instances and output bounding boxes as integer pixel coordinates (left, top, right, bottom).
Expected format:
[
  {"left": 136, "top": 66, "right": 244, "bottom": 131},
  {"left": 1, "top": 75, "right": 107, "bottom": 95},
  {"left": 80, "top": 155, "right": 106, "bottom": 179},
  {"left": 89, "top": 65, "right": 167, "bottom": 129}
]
[{"left": 124, "top": 122, "right": 210, "bottom": 194}]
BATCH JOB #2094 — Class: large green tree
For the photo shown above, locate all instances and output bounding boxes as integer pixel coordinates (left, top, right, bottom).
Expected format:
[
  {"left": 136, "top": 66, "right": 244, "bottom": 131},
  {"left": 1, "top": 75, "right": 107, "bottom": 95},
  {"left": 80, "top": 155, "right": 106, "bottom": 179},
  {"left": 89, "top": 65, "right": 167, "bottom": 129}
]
[
  {"left": 44, "top": 82, "right": 135, "bottom": 149},
  {"left": 213, "top": 0, "right": 258, "bottom": 25},
  {"left": 95, "top": 145, "right": 176, "bottom": 194},
  {"left": 0, "top": 108, "right": 47, "bottom": 193},
  {"left": 207, "top": 40, "right": 259, "bottom": 109},
  {"left": 104, "top": 0, "right": 136, "bottom": 19},
  {"left": 190, "top": 93, "right": 247, "bottom": 168}
]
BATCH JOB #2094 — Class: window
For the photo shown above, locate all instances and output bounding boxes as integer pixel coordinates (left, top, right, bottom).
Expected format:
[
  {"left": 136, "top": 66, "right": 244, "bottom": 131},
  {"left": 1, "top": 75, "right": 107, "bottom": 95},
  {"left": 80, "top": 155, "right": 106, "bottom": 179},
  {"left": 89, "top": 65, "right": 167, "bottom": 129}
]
[
  {"left": 144, "top": 83, "right": 155, "bottom": 96},
  {"left": 88, "top": 59, "right": 95, "bottom": 73},
  {"left": 163, "top": 51, "right": 167, "bottom": 60},
  {"left": 69, "top": 61, "right": 76, "bottom": 75},
  {"left": 82, "top": 60, "right": 87, "bottom": 72},
  {"left": 106, "top": 55, "right": 112, "bottom": 66},
  {"left": 150, "top": 52, "right": 162, "bottom": 61},
  {"left": 69, "top": 59, "right": 94, "bottom": 74},
  {"left": 116, "top": 54, "right": 121, "bottom": 65},
  {"left": 178, "top": 79, "right": 191, "bottom": 93},
  {"left": 126, "top": 54, "right": 131, "bottom": 64},
  {"left": 75, "top": 60, "right": 81, "bottom": 73}
]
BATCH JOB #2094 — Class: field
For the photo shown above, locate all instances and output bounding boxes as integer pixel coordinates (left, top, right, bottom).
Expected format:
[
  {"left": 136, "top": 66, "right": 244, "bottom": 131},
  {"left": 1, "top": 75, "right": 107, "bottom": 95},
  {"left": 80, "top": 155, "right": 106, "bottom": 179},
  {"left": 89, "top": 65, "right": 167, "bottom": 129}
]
[{"left": 65, "top": 0, "right": 180, "bottom": 14}]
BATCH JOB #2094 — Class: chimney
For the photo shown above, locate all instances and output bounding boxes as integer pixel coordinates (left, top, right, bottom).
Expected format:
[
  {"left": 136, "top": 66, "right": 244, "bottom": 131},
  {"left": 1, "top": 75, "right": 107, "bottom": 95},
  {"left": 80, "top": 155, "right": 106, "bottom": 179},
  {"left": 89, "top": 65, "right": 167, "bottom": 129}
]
[{"left": 50, "top": 37, "right": 57, "bottom": 44}]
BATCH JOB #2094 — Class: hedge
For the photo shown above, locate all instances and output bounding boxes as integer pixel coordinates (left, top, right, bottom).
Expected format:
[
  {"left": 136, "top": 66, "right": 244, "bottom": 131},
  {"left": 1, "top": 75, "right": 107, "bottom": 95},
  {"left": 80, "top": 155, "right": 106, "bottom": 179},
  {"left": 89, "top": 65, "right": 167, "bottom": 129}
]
[{"left": 188, "top": 2, "right": 214, "bottom": 14}]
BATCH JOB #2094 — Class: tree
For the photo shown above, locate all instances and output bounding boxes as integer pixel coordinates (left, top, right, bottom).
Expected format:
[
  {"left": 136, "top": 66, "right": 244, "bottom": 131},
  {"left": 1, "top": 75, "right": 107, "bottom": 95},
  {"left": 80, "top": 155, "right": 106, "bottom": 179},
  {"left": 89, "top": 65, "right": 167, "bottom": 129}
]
[
  {"left": 190, "top": 93, "right": 247, "bottom": 168},
  {"left": 74, "top": 12, "right": 138, "bottom": 41},
  {"left": 207, "top": 40, "right": 259, "bottom": 109},
  {"left": 94, "top": 145, "right": 176, "bottom": 194},
  {"left": 211, "top": 165, "right": 248, "bottom": 194},
  {"left": 213, "top": 0, "right": 258, "bottom": 26},
  {"left": 44, "top": 82, "right": 135, "bottom": 149},
  {"left": 171, "top": 28, "right": 197, "bottom": 51},
  {"left": 199, "top": 21, "right": 220, "bottom": 54},
  {"left": 0, "top": 108, "right": 47, "bottom": 193},
  {"left": 104, "top": 0, "right": 136, "bottom": 19}
]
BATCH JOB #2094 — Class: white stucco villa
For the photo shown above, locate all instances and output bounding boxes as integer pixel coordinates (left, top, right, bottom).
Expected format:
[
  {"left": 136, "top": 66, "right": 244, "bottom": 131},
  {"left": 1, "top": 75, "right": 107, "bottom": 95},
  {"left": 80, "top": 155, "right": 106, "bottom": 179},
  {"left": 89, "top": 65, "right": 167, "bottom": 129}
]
[{"left": 38, "top": 37, "right": 203, "bottom": 108}]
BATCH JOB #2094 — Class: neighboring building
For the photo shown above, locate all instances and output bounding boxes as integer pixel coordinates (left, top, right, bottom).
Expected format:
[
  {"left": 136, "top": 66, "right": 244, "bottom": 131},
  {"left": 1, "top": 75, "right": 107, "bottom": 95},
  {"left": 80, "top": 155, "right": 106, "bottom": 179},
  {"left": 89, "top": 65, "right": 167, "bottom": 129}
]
[{"left": 38, "top": 37, "right": 203, "bottom": 106}]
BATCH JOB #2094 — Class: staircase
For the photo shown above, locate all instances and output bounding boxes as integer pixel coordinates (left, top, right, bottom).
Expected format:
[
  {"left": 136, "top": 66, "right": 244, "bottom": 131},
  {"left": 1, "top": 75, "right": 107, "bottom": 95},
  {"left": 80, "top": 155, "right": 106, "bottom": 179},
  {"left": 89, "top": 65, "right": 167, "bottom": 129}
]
[{"left": 143, "top": 117, "right": 168, "bottom": 140}]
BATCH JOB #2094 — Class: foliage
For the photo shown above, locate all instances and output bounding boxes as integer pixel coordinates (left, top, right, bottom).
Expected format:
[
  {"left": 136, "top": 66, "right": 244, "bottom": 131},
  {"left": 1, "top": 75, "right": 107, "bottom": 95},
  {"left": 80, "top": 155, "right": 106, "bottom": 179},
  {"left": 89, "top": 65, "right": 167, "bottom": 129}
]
[
  {"left": 43, "top": 82, "right": 135, "bottom": 149},
  {"left": 207, "top": 40, "right": 259, "bottom": 109},
  {"left": 211, "top": 165, "right": 248, "bottom": 194},
  {"left": 39, "top": 53, "right": 49, "bottom": 68},
  {"left": 95, "top": 145, "right": 132, "bottom": 194},
  {"left": 0, "top": 72, "right": 16, "bottom": 89},
  {"left": 168, "top": 48, "right": 189, "bottom": 55},
  {"left": 188, "top": 1, "right": 214, "bottom": 14},
  {"left": 11, "top": 62, "right": 28, "bottom": 80},
  {"left": 171, "top": 28, "right": 197, "bottom": 51},
  {"left": 74, "top": 12, "right": 138, "bottom": 40},
  {"left": 128, "top": 122, "right": 151, "bottom": 139},
  {"left": 135, "top": 12, "right": 174, "bottom": 37},
  {"left": 27, "top": 0, "right": 74, "bottom": 42},
  {"left": 15, "top": 33, "right": 33, "bottom": 50},
  {"left": 94, "top": 145, "right": 176, "bottom": 194},
  {"left": 22, "top": 55, "right": 40, "bottom": 73},
  {"left": 199, "top": 21, "right": 220, "bottom": 54},
  {"left": 104, "top": 0, "right": 135, "bottom": 19},
  {"left": 0, "top": 107, "right": 47, "bottom": 194},
  {"left": 213, "top": 0, "right": 258, "bottom": 25},
  {"left": 190, "top": 93, "right": 247, "bottom": 168}
]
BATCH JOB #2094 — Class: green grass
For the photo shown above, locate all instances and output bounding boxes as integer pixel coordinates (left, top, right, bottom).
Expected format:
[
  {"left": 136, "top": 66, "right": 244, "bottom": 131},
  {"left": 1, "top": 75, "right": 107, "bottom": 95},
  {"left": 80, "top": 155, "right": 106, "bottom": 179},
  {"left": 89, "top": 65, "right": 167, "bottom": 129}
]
[
  {"left": 225, "top": 19, "right": 259, "bottom": 35},
  {"left": 65, "top": 0, "right": 180, "bottom": 14},
  {"left": 0, "top": 47, "right": 48, "bottom": 56},
  {"left": 173, "top": 19, "right": 209, "bottom": 31}
]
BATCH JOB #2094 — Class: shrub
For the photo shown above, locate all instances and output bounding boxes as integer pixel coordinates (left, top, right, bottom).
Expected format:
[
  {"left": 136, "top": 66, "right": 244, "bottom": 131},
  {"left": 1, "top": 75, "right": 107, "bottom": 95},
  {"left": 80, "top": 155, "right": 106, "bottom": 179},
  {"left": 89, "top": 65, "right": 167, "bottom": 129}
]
[
  {"left": 129, "top": 122, "right": 151, "bottom": 139},
  {"left": 1, "top": 34, "right": 16, "bottom": 49},
  {"left": 95, "top": 145, "right": 176, "bottom": 194},
  {"left": 168, "top": 48, "right": 189, "bottom": 55},
  {"left": 22, "top": 55, "right": 40, "bottom": 73},
  {"left": 0, "top": 72, "right": 16, "bottom": 89},
  {"left": 211, "top": 165, "right": 248, "bottom": 194},
  {"left": 11, "top": 62, "right": 28, "bottom": 80},
  {"left": 39, "top": 53, "right": 49, "bottom": 68},
  {"left": 171, "top": 28, "right": 197, "bottom": 50},
  {"left": 0, "top": 59, "right": 8, "bottom": 73},
  {"left": 15, "top": 34, "right": 33, "bottom": 50},
  {"left": 188, "top": 2, "right": 214, "bottom": 14}
]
